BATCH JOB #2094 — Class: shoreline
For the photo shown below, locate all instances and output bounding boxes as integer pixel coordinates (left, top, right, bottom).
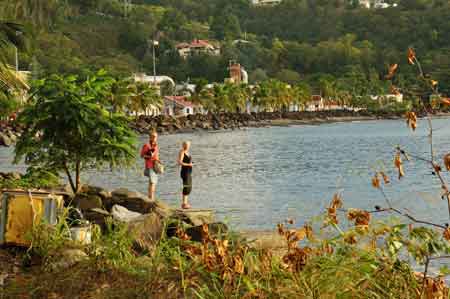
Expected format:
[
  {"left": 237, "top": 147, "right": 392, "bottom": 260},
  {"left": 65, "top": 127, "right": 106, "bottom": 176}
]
[
  {"left": 131, "top": 110, "right": 408, "bottom": 136},
  {"left": 143, "top": 111, "right": 450, "bottom": 136},
  {"left": 3, "top": 111, "right": 450, "bottom": 146}
]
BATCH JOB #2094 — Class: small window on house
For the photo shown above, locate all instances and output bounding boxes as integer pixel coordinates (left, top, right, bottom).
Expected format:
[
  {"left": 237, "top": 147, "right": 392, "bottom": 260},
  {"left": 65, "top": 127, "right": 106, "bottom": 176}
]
[{"left": 186, "top": 108, "right": 190, "bottom": 114}]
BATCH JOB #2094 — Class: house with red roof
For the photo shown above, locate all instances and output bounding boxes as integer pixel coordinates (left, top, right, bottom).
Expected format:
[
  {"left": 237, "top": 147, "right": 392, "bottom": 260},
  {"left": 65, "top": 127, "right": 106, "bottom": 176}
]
[
  {"left": 175, "top": 39, "right": 220, "bottom": 59},
  {"left": 163, "top": 96, "right": 205, "bottom": 116}
]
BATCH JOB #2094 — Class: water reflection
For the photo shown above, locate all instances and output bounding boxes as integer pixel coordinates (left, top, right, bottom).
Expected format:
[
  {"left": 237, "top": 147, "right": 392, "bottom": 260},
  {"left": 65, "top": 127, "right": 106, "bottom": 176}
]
[{"left": 2, "top": 118, "right": 450, "bottom": 230}]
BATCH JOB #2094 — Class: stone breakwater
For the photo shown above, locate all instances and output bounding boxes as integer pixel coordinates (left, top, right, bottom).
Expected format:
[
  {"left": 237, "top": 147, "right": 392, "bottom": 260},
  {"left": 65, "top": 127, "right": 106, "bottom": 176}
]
[
  {"left": 130, "top": 110, "right": 405, "bottom": 135},
  {"left": 0, "top": 110, "right": 415, "bottom": 147},
  {"left": 0, "top": 122, "right": 21, "bottom": 147}
]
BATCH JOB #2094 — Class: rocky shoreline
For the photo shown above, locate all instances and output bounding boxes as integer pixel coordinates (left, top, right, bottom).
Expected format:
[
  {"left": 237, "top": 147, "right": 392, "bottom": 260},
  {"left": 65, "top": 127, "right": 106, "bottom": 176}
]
[
  {"left": 130, "top": 109, "right": 406, "bottom": 135},
  {"left": 2, "top": 110, "right": 446, "bottom": 147},
  {"left": 0, "top": 121, "right": 21, "bottom": 147}
]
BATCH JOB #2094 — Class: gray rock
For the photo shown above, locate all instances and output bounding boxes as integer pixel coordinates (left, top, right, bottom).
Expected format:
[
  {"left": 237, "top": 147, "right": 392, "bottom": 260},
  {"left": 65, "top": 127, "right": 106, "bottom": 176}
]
[
  {"left": 74, "top": 193, "right": 103, "bottom": 211},
  {"left": 7, "top": 133, "right": 16, "bottom": 143},
  {"left": 184, "top": 222, "right": 228, "bottom": 242},
  {"left": 239, "top": 230, "right": 286, "bottom": 250},
  {"left": 153, "top": 200, "right": 173, "bottom": 219},
  {"left": 111, "top": 204, "right": 142, "bottom": 222},
  {"left": 128, "top": 212, "right": 164, "bottom": 252},
  {"left": 173, "top": 209, "right": 215, "bottom": 226},
  {"left": 111, "top": 188, "right": 153, "bottom": 213},
  {"left": 111, "top": 188, "right": 140, "bottom": 198},
  {"left": 83, "top": 208, "right": 110, "bottom": 230},
  {"left": 51, "top": 249, "right": 88, "bottom": 271},
  {"left": 0, "top": 132, "right": 12, "bottom": 146}
]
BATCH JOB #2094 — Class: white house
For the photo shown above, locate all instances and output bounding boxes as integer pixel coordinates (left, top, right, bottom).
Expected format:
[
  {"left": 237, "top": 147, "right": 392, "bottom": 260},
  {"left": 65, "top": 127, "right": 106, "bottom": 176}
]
[
  {"left": 370, "top": 93, "right": 403, "bottom": 103},
  {"left": 251, "top": 0, "right": 282, "bottom": 6},
  {"left": 359, "top": 0, "right": 397, "bottom": 9},
  {"left": 305, "top": 95, "right": 325, "bottom": 111},
  {"left": 163, "top": 96, "right": 205, "bottom": 116},
  {"left": 175, "top": 40, "right": 221, "bottom": 59}
]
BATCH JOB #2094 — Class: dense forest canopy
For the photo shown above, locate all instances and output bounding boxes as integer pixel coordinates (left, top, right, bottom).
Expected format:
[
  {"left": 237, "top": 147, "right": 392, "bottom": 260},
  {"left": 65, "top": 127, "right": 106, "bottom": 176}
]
[{"left": 0, "top": 0, "right": 448, "bottom": 95}]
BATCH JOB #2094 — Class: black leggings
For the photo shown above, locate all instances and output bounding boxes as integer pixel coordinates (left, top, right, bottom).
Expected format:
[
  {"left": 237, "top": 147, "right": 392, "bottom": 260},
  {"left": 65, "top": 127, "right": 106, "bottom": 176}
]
[{"left": 181, "top": 172, "right": 192, "bottom": 195}]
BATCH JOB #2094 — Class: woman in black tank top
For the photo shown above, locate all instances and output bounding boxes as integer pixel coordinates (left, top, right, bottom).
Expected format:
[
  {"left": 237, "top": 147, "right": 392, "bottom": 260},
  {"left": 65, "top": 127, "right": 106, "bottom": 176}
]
[{"left": 178, "top": 141, "right": 193, "bottom": 209}]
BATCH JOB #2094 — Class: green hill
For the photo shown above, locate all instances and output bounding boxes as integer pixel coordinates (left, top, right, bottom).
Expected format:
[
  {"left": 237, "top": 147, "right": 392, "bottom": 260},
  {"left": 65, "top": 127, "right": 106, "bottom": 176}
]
[{"left": 0, "top": 0, "right": 449, "bottom": 94}]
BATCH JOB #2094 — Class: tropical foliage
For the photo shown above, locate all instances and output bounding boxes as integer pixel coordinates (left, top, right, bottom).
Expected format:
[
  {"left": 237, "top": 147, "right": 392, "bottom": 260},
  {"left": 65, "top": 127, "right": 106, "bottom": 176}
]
[
  {"left": 14, "top": 70, "right": 137, "bottom": 193},
  {"left": 0, "top": 21, "right": 28, "bottom": 119},
  {"left": 0, "top": 0, "right": 448, "bottom": 96}
]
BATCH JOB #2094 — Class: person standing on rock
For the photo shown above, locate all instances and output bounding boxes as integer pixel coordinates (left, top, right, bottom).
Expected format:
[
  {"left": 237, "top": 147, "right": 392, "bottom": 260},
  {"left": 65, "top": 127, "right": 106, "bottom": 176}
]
[
  {"left": 141, "top": 131, "right": 159, "bottom": 200},
  {"left": 178, "top": 141, "right": 193, "bottom": 209}
]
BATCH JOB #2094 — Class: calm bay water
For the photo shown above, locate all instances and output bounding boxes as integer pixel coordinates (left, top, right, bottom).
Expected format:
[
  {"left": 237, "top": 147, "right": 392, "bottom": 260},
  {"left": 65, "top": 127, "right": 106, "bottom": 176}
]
[{"left": 2, "top": 118, "right": 450, "bottom": 230}]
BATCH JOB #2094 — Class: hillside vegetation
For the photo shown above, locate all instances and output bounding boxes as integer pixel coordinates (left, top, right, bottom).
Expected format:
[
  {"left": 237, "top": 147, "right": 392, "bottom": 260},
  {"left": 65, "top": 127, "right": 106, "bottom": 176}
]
[{"left": 0, "top": 0, "right": 448, "bottom": 96}]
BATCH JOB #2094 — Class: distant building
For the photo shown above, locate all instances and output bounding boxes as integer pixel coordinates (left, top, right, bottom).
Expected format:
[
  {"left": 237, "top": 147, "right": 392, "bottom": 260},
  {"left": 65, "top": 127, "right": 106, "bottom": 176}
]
[
  {"left": 305, "top": 95, "right": 325, "bottom": 111},
  {"left": 175, "top": 39, "right": 220, "bottom": 59},
  {"left": 359, "top": 0, "right": 397, "bottom": 9},
  {"left": 175, "top": 83, "right": 197, "bottom": 97},
  {"left": 225, "top": 62, "right": 248, "bottom": 84},
  {"left": 133, "top": 73, "right": 175, "bottom": 86},
  {"left": 370, "top": 93, "right": 403, "bottom": 103},
  {"left": 163, "top": 96, "right": 205, "bottom": 116},
  {"left": 132, "top": 73, "right": 176, "bottom": 96},
  {"left": 250, "top": 0, "right": 282, "bottom": 6}
]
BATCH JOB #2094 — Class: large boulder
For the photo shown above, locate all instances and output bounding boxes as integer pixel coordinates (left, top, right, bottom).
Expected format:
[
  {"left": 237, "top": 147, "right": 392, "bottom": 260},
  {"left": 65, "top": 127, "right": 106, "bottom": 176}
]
[
  {"left": 111, "top": 188, "right": 153, "bottom": 213},
  {"left": 74, "top": 193, "right": 103, "bottom": 211},
  {"left": 111, "top": 204, "right": 142, "bottom": 222},
  {"left": 239, "top": 230, "right": 286, "bottom": 251},
  {"left": 83, "top": 208, "right": 111, "bottom": 230},
  {"left": 173, "top": 209, "right": 215, "bottom": 226},
  {"left": 152, "top": 200, "right": 174, "bottom": 219},
  {"left": 127, "top": 212, "right": 164, "bottom": 253},
  {"left": 80, "top": 185, "right": 112, "bottom": 210},
  {"left": 0, "top": 132, "right": 12, "bottom": 146},
  {"left": 181, "top": 222, "right": 228, "bottom": 242}
]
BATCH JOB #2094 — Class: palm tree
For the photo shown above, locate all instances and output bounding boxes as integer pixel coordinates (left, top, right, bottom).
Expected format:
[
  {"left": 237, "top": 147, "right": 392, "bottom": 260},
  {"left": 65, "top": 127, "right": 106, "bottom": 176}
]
[
  {"left": 0, "top": 21, "right": 28, "bottom": 99},
  {"left": 109, "top": 78, "right": 134, "bottom": 114},
  {"left": 129, "top": 82, "right": 162, "bottom": 119},
  {"left": 293, "top": 82, "right": 312, "bottom": 111}
]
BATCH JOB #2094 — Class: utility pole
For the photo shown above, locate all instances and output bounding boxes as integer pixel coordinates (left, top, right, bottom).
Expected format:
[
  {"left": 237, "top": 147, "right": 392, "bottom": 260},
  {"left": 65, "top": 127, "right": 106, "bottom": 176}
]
[
  {"left": 123, "top": 0, "right": 132, "bottom": 18},
  {"left": 152, "top": 39, "right": 159, "bottom": 84},
  {"left": 14, "top": 46, "right": 18, "bottom": 72},
  {"left": 14, "top": 30, "right": 21, "bottom": 72}
]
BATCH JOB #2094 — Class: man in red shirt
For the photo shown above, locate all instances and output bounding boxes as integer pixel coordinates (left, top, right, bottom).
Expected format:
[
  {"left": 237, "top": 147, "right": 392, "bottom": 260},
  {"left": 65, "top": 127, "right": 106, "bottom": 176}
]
[{"left": 140, "top": 131, "right": 159, "bottom": 200}]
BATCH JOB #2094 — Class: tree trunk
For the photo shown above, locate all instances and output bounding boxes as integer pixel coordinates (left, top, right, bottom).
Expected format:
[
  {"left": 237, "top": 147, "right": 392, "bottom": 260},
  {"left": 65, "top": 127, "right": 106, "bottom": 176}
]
[
  {"left": 63, "top": 161, "right": 76, "bottom": 194},
  {"left": 75, "top": 160, "right": 81, "bottom": 193}
]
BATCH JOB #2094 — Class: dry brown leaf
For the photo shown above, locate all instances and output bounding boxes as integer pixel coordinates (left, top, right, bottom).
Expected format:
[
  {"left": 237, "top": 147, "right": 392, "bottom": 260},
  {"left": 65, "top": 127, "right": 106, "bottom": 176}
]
[
  {"left": 394, "top": 152, "right": 405, "bottom": 179},
  {"left": 347, "top": 209, "right": 371, "bottom": 226},
  {"left": 294, "top": 228, "right": 307, "bottom": 242},
  {"left": 444, "top": 154, "right": 450, "bottom": 171},
  {"left": 233, "top": 256, "right": 244, "bottom": 274},
  {"left": 304, "top": 224, "right": 313, "bottom": 240},
  {"left": 390, "top": 85, "right": 401, "bottom": 95},
  {"left": 385, "top": 63, "right": 398, "bottom": 79},
  {"left": 344, "top": 234, "right": 357, "bottom": 245},
  {"left": 372, "top": 174, "right": 381, "bottom": 189},
  {"left": 405, "top": 111, "right": 417, "bottom": 131},
  {"left": 380, "top": 172, "right": 390, "bottom": 184},
  {"left": 444, "top": 228, "right": 450, "bottom": 241},
  {"left": 407, "top": 47, "right": 416, "bottom": 65}
]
